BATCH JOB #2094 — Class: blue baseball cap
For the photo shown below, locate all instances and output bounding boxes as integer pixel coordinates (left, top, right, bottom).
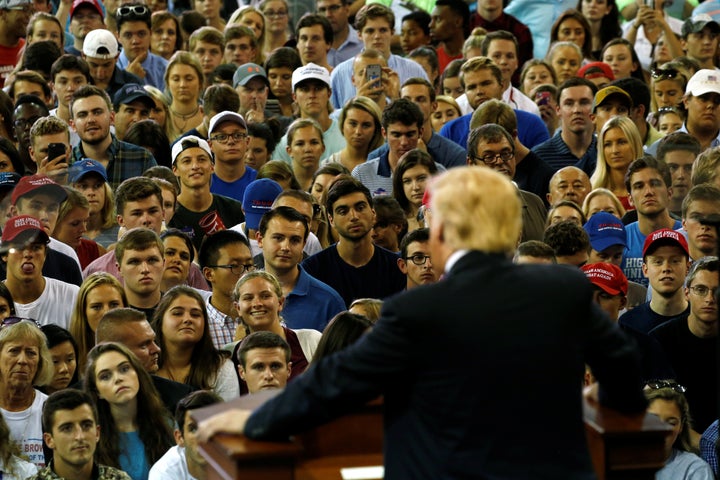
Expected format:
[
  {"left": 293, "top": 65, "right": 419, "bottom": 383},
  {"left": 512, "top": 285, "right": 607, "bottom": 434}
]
[
  {"left": 242, "top": 179, "right": 283, "bottom": 230},
  {"left": 113, "top": 83, "right": 154, "bottom": 111},
  {"left": 583, "top": 212, "right": 627, "bottom": 252},
  {"left": 69, "top": 159, "right": 108, "bottom": 184},
  {"left": 0, "top": 172, "right": 20, "bottom": 191}
]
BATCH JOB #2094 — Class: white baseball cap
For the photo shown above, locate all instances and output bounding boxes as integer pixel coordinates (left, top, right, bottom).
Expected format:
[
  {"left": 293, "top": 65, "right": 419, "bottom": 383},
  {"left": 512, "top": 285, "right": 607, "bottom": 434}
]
[
  {"left": 292, "top": 63, "right": 331, "bottom": 90},
  {"left": 83, "top": 29, "right": 119, "bottom": 59},
  {"left": 686, "top": 69, "right": 720, "bottom": 97}
]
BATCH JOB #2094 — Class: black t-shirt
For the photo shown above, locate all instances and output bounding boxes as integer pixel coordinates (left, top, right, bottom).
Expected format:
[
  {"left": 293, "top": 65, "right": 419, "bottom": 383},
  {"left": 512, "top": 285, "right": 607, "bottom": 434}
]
[
  {"left": 301, "top": 243, "right": 406, "bottom": 308},
  {"left": 169, "top": 194, "right": 245, "bottom": 250},
  {"left": 651, "top": 315, "right": 717, "bottom": 432},
  {"left": 619, "top": 302, "right": 691, "bottom": 335}
]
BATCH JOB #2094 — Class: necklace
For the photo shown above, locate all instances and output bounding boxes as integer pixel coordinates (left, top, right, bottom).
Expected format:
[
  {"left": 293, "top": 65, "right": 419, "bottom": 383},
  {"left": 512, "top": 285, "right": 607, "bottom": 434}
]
[{"left": 170, "top": 105, "right": 200, "bottom": 132}]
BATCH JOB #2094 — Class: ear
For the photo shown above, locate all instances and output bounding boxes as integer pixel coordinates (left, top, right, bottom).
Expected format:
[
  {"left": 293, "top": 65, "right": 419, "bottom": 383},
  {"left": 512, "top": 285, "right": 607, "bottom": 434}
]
[
  {"left": 642, "top": 261, "right": 649, "bottom": 278},
  {"left": 286, "top": 144, "right": 292, "bottom": 155},
  {"left": 381, "top": 126, "right": 387, "bottom": 140},
  {"left": 44, "top": 432, "right": 55, "bottom": 450},
  {"left": 202, "top": 266, "right": 214, "bottom": 283},
  {"left": 684, "top": 286, "right": 690, "bottom": 302},
  {"left": 546, "top": 192, "right": 553, "bottom": 205},
  {"left": 286, "top": 361, "right": 292, "bottom": 379},
  {"left": 174, "top": 428, "right": 184, "bottom": 447},
  {"left": 238, "top": 364, "right": 246, "bottom": 381},
  {"left": 29, "top": 145, "right": 36, "bottom": 162},
  {"left": 619, "top": 295, "right": 628, "bottom": 309},
  {"left": 397, "top": 257, "right": 408, "bottom": 274},
  {"left": 256, "top": 230, "right": 263, "bottom": 248},
  {"left": 116, "top": 214, "right": 125, "bottom": 228},
  {"left": 292, "top": 92, "right": 298, "bottom": 103},
  {"left": 9, "top": 205, "right": 17, "bottom": 217}
]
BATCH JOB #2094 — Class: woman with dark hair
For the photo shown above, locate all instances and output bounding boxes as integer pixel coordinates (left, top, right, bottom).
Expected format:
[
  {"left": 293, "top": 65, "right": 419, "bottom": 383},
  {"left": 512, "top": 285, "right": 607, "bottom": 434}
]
[
  {"left": 577, "top": 0, "right": 620, "bottom": 60},
  {"left": 312, "top": 312, "right": 373, "bottom": 362},
  {"left": 265, "top": 47, "right": 302, "bottom": 118},
  {"left": 151, "top": 286, "right": 239, "bottom": 400},
  {"left": 0, "top": 138, "right": 24, "bottom": 173},
  {"left": 550, "top": 10, "right": 593, "bottom": 61},
  {"left": 246, "top": 122, "right": 278, "bottom": 170},
  {"left": 645, "top": 384, "right": 715, "bottom": 479},
  {"left": 440, "top": 59, "right": 464, "bottom": 98},
  {"left": 400, "top": 11, "right": 431, "bottom": 55},
  {"left": 408, "top": 46, "right": 439, "bottom": 90},
  {"left": 0, "top": 282, "right": 16, "bottom": 320},
  {"left": 392, "top": 149, "right": 438, "bottom": 232},
  {"left": 85, "top": 342, "right": 174, "bottom": 480},
  {"left": 151, "top": 11, "right": 183, "bottom": 61},
  {"left": 39, "top": 325, "right": 79, "bottom": 395},
  {"left": 309, "top": 163, "right": 348, "bottom": 248},
  {"left": 602, "top": 38, "right": 646, "bottom": 83},
  {"left": 124, "top": 120, "right": 173, "bottom": 168},
  {"left": 159, "top": 229, "right": 195, "bottom": 292}
]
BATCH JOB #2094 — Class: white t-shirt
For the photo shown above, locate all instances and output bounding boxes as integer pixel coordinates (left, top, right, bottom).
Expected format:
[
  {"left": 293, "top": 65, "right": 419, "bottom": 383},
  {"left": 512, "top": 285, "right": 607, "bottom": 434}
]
[
  {"left": 1, "top": 389, "right": 48, "bottom": 468},
  {"left": 214, "top": 357, "right": 240, "bottom": 401},
  {"left": 14, "top": 277, "right": 79, "bottom": 329},
  {"left": 148, "top": 446, "right": 197, "bottom": 480}
]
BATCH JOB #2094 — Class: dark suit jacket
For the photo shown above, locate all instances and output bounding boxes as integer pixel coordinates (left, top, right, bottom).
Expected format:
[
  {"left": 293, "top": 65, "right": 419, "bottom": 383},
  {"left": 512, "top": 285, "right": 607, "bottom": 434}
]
[{"left": 243, "top": 251, "right": 647, "bottom": 479}]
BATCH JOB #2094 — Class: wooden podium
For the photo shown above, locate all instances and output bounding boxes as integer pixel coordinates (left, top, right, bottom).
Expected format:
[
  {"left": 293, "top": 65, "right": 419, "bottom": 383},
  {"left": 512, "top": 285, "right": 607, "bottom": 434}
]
[{"left": 193, "top": 391, "right": 670, "bottom": 480}]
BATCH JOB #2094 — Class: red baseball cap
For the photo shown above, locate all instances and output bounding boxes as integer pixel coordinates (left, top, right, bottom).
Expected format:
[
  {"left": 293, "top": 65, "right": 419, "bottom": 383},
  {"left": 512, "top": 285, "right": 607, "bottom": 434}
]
[
  {"left": 581, "top": 262, "right": 628, "bottom": 296},
  {"left": 1, "top": 215, "right": 49, "bottom": 244},
  {"left": 70, "top": 0, "right": 103, "bottom": 17},
  {"left": 642, "top": 229, "right": 689, "bottom": 257},
  {"left": 11, "top": 175, "right": 67, "bottom": 206}
]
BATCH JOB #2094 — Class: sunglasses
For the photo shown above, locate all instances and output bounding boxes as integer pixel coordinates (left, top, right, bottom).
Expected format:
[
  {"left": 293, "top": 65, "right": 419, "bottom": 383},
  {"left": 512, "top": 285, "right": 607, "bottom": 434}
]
[
  {"left": 651, "top": 67, "right": 680, "bottom": 80},
  {"left": 0, "top": 316, "right": 41, "bottom": 330},
  {"left": 645, "top": 380, "right": 686, "bottom": 393},
  {"left": 116, "top": 5, "right": 149, "bottom": 16}
]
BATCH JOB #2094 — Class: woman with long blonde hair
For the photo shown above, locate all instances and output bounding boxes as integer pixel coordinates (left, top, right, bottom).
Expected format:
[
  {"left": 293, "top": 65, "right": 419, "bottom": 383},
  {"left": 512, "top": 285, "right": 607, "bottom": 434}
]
[{"left": 590, "top": 116, "right": 643, "bottom": 211}]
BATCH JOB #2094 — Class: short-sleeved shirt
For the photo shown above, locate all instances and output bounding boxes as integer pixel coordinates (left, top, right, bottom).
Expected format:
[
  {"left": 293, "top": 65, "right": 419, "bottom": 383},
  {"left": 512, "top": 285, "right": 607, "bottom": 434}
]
[
  {"left": 619, "top": 302, "right": 690, "bottom": 335},
  {"left": 531, "top": 133, "right": 598, "bottom": 175},
  {"left": 301, "top": 243, "right": 406, "bottom": 307},
  {"left": 281, "top": 266, "right": 346, "bottom": 331},
  {"left": 117, "top": 50, "right": 169, "bottom": 90},
  {"left": 272, "top": 118, "right": 346, "bottom": 164},
  {"left": 209, "top": 168, "right": 257, "bottom": 202},
  {"left": 169, "top": 194, "right": 245, "bottom": 250}
]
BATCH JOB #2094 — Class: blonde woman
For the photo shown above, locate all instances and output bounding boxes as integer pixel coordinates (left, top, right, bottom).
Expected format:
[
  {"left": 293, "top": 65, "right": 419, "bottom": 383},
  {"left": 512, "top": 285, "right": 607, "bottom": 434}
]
[
  {"left": 582, "top": 188, "right": 626, "bottom": 219},
  {"left": 164, "top": 52, "right": 205, "bottom": 135},
  {"left": 144, "top": 85, "right": 180, "bottom": 141},
  {"left": 590, "top": 116, "right": 643, "bottom": 211}
]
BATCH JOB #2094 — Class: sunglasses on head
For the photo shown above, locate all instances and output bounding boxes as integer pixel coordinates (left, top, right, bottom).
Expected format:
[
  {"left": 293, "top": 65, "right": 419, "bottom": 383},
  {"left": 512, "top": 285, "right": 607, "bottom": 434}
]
[
  {"left": 645, "top": 379, "right": 687, "bottom": 393},
  {"left": 651, "top": 67, "right": 680, "bottom": 80},
  {"left": 116, "top": 5, "right": 149, "bottom": 17},
  {"left": 0, "top": 316, "right": 41, "bottom": 330}
]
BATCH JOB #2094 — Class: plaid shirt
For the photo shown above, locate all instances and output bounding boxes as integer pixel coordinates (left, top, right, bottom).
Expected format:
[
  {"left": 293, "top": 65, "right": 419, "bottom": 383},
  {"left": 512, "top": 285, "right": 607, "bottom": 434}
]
[
  {"left": 28, "top": 462, "right": 131, "bottom": 480},
  {"left": 72, "top": 135, "right": 157, "bottom": 190},
  {"left": 206, "top": 298, "right": 243, "bottom": 349}
]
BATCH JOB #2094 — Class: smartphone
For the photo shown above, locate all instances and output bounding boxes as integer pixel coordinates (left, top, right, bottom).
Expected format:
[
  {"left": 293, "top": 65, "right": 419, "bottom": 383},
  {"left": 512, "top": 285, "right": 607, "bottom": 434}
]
[
  {"left": 535, "top": 91, "right": 551, "bottom": 106},
  {"left": 47, "top": 143, "right": 66, "bottom": 161},
  {"left": 365, "top": 64, "right": 382, "bottom": 89}
]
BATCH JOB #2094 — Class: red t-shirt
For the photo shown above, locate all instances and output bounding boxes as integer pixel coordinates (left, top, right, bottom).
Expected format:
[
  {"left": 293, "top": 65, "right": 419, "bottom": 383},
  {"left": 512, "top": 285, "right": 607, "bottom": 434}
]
[
  {"left": 0, "top": 39, "right": 24, "bottom": 88},
  {"left": 436, "top": 46, "right": 463, "bottom": 75}
]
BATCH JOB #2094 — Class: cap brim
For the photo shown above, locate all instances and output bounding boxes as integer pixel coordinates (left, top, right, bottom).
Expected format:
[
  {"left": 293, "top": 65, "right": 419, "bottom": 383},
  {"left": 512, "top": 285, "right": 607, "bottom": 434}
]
[
  {"left": 2, "top": 229, "right": 49, "bottom": 246},
  {"left": 590, "top": 237, "right": 626, "bottom": 252}
]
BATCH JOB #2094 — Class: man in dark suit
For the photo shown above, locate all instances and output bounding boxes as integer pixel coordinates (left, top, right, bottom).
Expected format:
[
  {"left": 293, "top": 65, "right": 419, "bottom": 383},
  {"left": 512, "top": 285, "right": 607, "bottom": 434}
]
[{"left": 197, "top": 165, "right": 647, "bottom": 479}]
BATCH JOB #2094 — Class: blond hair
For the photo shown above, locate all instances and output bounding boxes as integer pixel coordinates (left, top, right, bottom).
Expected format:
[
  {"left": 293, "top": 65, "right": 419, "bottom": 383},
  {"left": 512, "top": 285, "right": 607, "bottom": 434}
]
[{"left": 431, "top": 166, "right": 521, "bottom": 254}]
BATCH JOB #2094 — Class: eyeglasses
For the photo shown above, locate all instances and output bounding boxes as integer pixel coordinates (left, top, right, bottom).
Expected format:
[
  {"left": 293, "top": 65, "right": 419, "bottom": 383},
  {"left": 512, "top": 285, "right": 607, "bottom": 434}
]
[
  {"left": 469, "top": 150, "right": 514, "bottom": 165},
  {"left": 318, "top": 4, "right": 342, "bottom": 13},
  {"left": 116, "top": 5, "right": 149, "bottom": 16},
  {"left": 210, "top": 132, "right": 248, "bottom": 144},
  {"left": 689, "top": 285, "right": 718, "bottom": 298},
  {"left": 651, "top": 67, "right": 680, "bottom": 80},
  {"left": 0, "top": 316, "right": 41, "bottom": 330},
  {"left": 263, "top": 9, "right": 287, "bottom": 17},
  {"left": 208, "top": 263, "right": 256, "bottom": 275},
  {"left": 645, "top": 380, "right": 687, "bottom": 393},
  {"left": 405, "top": 254, "right": 431, "bottom": 266}
]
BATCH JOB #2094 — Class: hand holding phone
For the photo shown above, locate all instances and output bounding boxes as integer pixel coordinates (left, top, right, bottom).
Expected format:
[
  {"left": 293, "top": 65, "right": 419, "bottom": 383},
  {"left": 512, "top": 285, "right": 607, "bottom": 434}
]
[{"left": 365, "top": 64, "right": 382, "bottom": 90}]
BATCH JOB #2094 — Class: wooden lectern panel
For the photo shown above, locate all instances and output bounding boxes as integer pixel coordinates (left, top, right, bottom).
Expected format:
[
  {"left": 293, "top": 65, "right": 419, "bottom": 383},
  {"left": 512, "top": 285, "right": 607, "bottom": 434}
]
[{"left": 194, "top": 392, "right": 671, "bottom": 480}]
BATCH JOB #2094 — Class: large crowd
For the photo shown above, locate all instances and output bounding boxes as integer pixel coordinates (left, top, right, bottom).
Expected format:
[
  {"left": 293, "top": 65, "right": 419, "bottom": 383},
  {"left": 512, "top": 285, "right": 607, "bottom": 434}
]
[{"left": 0, "top": 0, "right": 719, "bottom": 477}]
